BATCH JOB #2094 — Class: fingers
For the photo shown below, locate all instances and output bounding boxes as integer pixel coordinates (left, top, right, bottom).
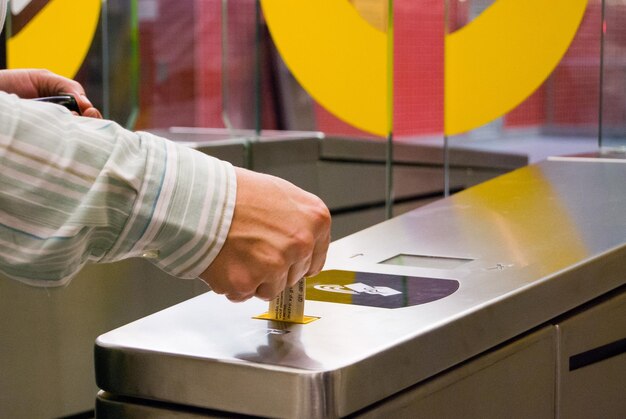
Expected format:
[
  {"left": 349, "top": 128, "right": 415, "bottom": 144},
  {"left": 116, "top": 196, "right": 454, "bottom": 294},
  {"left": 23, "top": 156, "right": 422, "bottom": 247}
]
[
  {"left": 287, "top": 257, "right": 310, "bottom": 288},
  {"left": 207, "top": 263, "right": 316, "bottom": 303},
  {"left": 71, "top": 93, "right": 101, "bottom": 118},
  {"left": 61, "top": 91, "right": 103, "bottom": 118},
  {"left": 81, "top": 106, "right": 103, "bottom": 119},
  {"left": 203, "top": 276, "right": 255, "bottom": 303},
  {"left": 30, "top": 69, "right": 83, "bottom": 98},
  {"left": 255, "top": 280, "right": 284, "bottom": 301},
  {"left": 210, "top": 274, "right": 285, "bottom": 302},
  {"left": 1, "top": 69, "right": 101, "bottom": 118},
  {"left": 32, "top": 70, "right": 102, "bottom": 118},
  {"left": 200, "top": 168, "right": 332, "bottom": 303},
  {"left": 225, "top": 293, "right": 254, "bottom": 303},
  {"left": 306, "top": 222, "right": 330, "bottom": 278}
]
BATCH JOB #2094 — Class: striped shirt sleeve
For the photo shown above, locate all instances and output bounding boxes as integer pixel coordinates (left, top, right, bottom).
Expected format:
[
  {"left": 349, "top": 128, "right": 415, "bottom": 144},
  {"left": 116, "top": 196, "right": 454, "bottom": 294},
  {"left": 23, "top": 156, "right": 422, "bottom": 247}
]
[{"left": 0, "top": 92, "right": 236, "bottom": 287}]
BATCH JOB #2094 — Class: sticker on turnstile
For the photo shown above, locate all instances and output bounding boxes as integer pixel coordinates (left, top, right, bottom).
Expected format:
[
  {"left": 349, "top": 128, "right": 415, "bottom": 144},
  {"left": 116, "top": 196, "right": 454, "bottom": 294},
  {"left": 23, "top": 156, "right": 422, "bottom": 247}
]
[
  {"left": 306, "top": 270, "right": 459, "bottom": 308},
  {"left": 254, "top": 278, "right": 319, "bottom": 324}
]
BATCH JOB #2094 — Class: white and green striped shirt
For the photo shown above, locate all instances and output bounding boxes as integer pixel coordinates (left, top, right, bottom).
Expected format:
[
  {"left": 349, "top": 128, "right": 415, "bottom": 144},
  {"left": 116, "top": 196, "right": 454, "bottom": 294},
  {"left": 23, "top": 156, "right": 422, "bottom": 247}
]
[{"left": 0, "top": 91, "right": 236, "bottom": 287}]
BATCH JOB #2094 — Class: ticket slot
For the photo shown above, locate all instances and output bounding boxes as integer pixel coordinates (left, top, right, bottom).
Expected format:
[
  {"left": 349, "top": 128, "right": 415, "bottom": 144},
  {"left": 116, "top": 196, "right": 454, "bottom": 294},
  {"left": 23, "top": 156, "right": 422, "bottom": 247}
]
[{"left": 254, "top": 278, "right": 319, "bottom": 324}]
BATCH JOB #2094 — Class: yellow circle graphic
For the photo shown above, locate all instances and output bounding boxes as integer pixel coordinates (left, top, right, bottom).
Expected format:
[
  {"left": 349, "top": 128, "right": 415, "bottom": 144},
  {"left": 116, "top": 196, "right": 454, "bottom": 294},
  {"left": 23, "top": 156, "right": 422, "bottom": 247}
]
[
  {"left": 262, "top": 0, "right": 588, "bottom": 137},
  {"left": 261, "top": 0, "right": 389, "bottom": 137},
  {"left": 445, "top": 0, "right": 588, "bottom": 135},
  {"left": 8, "top": 0, "right": 101, "bottom": 79}
]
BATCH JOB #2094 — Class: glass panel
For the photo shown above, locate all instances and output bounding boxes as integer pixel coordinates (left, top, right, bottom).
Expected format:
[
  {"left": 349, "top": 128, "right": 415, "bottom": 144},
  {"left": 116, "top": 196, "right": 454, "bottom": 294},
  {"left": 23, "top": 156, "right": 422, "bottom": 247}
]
[
  {"left": 4, "top": 2, "right": 615, "bottom": 234},
  {"left": 444, "top": 0, "right": 602, "bottom": 193},
  {"left": 599, "top": 0, "right": 626, "bottom": 151},
  {"left": 389, "top": 0, "right": 447, "bottom": 207},
  {"left": 5, "top": 0, "right": 138, "bottom": 128},
  {"left": 134, "top": 0, "right": 267, "bottom": 134},
  {"left": 257, "top": 0, "right": 393, "bottom": 238},
  {"left": 260, "top": 0, "right": 392, "bottom": 138},
  {"left": 221, "top": 0, "right": 261, "bottom": 134},
  {"left": 100, "top": 0, "right": 139, "bottom": 128},
  {"left": 136, "top": 0, "right": 201, "bottom": 129},
  {"left": 133, "top": 0, "right": 394, "bottom": 238}
]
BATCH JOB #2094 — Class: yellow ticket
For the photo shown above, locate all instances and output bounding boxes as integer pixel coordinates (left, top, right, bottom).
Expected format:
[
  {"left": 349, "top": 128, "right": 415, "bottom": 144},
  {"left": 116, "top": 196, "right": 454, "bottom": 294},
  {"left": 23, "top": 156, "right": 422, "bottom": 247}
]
[
  {"left": 268, "top": 278, "right": 305, "bottom": 322},
  {"left": 254, "top": 278, "right": 318, "bottom": 324}
]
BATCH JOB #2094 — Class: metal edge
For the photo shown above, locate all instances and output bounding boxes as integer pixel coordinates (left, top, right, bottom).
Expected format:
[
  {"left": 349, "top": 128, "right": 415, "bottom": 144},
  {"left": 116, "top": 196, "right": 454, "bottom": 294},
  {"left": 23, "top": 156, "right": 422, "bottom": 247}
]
[
  {"left": 335, "top": 243, "right": 626, "bottom": 416},
  {"left": 95, "top": 340, "right": 340, "bottom": 418}
]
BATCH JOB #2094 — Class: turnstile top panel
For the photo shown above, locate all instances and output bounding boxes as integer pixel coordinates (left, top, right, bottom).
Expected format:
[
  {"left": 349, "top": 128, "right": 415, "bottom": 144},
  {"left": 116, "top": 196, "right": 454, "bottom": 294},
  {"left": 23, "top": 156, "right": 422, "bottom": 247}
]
[
  {"left": 321, "top": 135, "right": 528, "bottom": 168},
  {"left": 95, "top": 159, "right": 626, "bottom": 418},
  {"left": 148, "top": 127, "right": 324, "bottom": 147}
]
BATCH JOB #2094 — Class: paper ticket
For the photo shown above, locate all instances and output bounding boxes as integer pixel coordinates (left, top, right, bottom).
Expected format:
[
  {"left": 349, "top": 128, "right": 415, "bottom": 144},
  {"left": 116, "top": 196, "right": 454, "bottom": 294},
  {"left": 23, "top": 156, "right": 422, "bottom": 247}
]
[
  {"left": 253, "top": 278, "right": 318, "bottom": 324},
  {"left": 268, "top": 278, "right": 306, "bottom": 322}
]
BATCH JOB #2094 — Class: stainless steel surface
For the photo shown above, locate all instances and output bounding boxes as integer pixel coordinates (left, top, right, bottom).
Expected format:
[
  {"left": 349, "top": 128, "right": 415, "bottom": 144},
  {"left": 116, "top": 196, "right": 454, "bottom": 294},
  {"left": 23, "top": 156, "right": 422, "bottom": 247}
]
[
  {"left": 147, "top": 128, "right": 324, "bottom": 169},
  {"left": 557, "top": 289, "right": 626, "bottom": 418},
  {"left": 96, "top": 391, "right": 225, "bottom": 418},
  {"left": 249, "top": 136, "right": 320, "bottom": 195},
  {"left": 358, "top": 326, "right": 557, "bottom": 419},
  {"left": 321, "top": 136, "right": 528, "bottom": 169},
  {"left": 95, "top": 159, "right": 626, "bottom": 418},
  {"left": 317, "top": 161, "right": 445, "bottom": 210},
  {"left": 0, "top": 259, "right": 207, "bottom": 419},
  {"left": 96, "top": 327, "right": 558, "bottom": 419}
]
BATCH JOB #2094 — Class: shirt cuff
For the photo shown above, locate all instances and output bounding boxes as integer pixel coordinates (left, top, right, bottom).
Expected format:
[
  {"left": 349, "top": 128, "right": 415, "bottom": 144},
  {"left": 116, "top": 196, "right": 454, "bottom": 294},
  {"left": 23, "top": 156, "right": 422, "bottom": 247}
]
[{"left": 107, "top": 132, "right": 237, "bottom": 279}]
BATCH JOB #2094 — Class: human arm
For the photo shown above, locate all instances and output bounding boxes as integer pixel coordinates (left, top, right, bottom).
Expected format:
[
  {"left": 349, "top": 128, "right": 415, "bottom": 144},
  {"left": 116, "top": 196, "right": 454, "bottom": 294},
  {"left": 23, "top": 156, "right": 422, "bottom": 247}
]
[
  {"left": 0, "top": 92, "right": 331, "bottom": 301},
  {"left": 200, "top": 167, "right": 331, "bottom": 301},
  {"left": 0, "top": 69, "right": 102, "bottom": 118},
  {"left": 0, "top": 91, "right": 233, "bottom": 286}
]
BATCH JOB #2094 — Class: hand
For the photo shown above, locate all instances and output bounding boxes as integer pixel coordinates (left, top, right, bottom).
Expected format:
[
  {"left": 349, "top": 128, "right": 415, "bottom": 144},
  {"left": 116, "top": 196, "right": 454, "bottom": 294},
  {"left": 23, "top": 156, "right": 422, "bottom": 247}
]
[
  {"left": 200, "top": 167, "right": 331, "bottom": 302},
  {"left": 0, "top": 68, "right": 102, "bottom": 118}
]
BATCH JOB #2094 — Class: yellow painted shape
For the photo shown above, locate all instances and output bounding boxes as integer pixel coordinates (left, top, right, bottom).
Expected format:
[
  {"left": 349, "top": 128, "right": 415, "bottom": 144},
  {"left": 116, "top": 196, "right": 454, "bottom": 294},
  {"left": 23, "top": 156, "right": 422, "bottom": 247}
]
[
  {"left": 305, "top": 270, "right": 357, "bottom": 305},
  {"left": 261, "top": 0, "right": 389, "bottom": 137},
  {"left": 264, "top": 0, "right": 587, "bottom": 138},
  {"left": 445, "top": 0, "right": 588, "bottom": 135},
  {"left": 453, "top": 166, "right": 587, "bottom": 272},
  {"left": 8, "top": 0, "right": 101, "bottom": 79}
]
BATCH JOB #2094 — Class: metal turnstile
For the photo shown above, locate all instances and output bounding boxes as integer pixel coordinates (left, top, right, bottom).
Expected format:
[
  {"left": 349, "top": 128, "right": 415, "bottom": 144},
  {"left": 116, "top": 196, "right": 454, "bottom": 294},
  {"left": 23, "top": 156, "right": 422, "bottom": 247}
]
[
  {"left": 94, "top": 158, "right": 626, "bottom": 418},
  {"left": 1, "top": 128, "right": 529, "bottom": 418}
]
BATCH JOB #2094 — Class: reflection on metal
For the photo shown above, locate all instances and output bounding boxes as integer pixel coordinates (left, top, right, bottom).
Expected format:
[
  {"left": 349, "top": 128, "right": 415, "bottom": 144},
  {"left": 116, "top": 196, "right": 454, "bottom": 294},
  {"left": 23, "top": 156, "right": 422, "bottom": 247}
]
[{"left": 451, "top": 163, "right": 588, "bottom": 273}]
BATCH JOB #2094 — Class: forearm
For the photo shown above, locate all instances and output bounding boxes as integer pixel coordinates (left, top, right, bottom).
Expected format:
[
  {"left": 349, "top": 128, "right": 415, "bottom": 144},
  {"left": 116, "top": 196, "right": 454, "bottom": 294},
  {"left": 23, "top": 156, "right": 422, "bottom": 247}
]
[{"left": 0, "top": 92, "right": 235, "bottom": 286}]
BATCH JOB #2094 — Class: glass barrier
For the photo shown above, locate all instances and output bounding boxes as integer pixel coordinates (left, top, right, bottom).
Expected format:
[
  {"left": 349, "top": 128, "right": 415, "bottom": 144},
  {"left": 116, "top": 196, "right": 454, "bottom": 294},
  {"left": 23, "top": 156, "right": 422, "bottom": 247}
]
[
  {"left": 130, "top": 0, "right": 611, "bottom": 238},
  {"left": 132, "top": 0, "right": 395, "bottom": 239},
  {"left": 257, "top": 0, "right": 395, "bottom": 236},
  {"left": 444, "top": 0, "right": 602, "bottom": 185},
  {"left": 599, "top": 0, "right": 626, "bottom": 152},
  {"left": 5, "top": 0, "right": 138, "bottom": 128},
  {"left": 5, "top": 1, "right": 610, "bottom": 237},
  {"left": 221, "top": 0, "right": 261, "bottom": 134},
  {"left": 102, "top": 0, "right": 139, "bottom": 128}
]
